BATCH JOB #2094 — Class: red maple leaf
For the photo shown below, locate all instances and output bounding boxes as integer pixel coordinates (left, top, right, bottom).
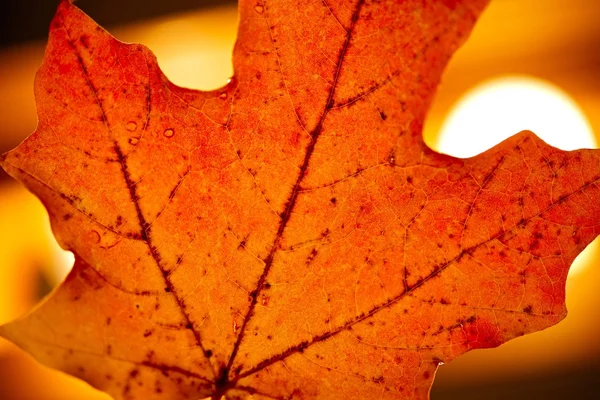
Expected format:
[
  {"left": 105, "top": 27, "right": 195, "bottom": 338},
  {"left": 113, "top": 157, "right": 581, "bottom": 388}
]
[{"left": 1, "top": 1, "right": 599, "bottom": 399}]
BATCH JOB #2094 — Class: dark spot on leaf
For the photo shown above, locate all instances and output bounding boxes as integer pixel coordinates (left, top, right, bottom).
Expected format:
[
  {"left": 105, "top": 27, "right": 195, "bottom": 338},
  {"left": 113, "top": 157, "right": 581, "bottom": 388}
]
[{"left": 298, "top": 341, "right": 308, "bottom": 353}]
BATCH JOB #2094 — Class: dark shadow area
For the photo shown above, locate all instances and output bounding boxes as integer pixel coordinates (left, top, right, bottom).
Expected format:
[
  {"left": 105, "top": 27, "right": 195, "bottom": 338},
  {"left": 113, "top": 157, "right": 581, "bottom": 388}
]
[
  {"left": 432, "top": 363, "right": 599, "bottom": 400},
  {"left": 0, "top": 169, "right": 9, "bottom": 185},
  {"left": 0, "top": 0, "right": 236, "bottom": 48}
]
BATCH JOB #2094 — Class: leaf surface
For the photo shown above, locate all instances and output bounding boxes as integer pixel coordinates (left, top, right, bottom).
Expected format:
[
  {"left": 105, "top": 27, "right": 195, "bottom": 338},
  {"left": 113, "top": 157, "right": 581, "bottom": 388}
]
[{"left": 1, "top": 0, "right": 600, "bottom": 399}]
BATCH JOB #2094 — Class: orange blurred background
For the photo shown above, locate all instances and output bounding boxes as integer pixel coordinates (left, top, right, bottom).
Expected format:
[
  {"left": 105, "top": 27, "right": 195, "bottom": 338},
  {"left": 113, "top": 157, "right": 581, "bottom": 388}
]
[{"left": 0, "top": 0, "right": 599, "bottom": 399}]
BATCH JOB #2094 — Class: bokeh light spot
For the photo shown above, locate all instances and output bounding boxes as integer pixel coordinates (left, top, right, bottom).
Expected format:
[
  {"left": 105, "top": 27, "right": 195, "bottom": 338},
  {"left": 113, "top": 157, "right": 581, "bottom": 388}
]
[{"left": 437, "top": 76, "right": 596, "bottom": 157}]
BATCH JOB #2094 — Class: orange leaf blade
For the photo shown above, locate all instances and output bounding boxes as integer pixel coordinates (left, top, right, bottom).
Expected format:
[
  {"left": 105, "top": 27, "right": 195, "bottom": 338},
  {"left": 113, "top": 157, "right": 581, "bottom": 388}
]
[{"left": 2, "top": 1, "right": 600, "bottom": 399}]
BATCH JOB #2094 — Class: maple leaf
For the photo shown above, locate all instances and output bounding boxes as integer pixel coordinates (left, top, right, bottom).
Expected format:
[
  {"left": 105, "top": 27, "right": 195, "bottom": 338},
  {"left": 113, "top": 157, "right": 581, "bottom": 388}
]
[{"left": 1, "top": 0, "right": 599, "bottom": 399}]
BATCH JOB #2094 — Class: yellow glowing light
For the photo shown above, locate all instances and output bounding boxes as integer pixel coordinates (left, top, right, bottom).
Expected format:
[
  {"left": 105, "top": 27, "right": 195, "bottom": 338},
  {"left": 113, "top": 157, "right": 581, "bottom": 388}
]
[
  {"left": 115, "top": 5, "right": 238, "bottom": 91},
  {"left": 47, "top": 226, "right": 75, "bottom": 285},
  {"left": 437, "top": 76, "right": 597, "bottom": 157},
  {"left": 436, "top": 75, "right": 598, "bottom": 276}
]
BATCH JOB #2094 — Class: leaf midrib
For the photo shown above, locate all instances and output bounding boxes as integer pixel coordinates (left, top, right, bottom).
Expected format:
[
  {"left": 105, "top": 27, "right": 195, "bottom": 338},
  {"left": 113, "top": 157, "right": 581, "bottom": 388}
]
[
  {"left": 222, "top": 0, "right": 367, "bottom": 379},
  {"left": 236, "top": 156, "right": 600, "bottom": 380},
  {"left": 57, "top": 11, "right": 218, "bottom": 380}
]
